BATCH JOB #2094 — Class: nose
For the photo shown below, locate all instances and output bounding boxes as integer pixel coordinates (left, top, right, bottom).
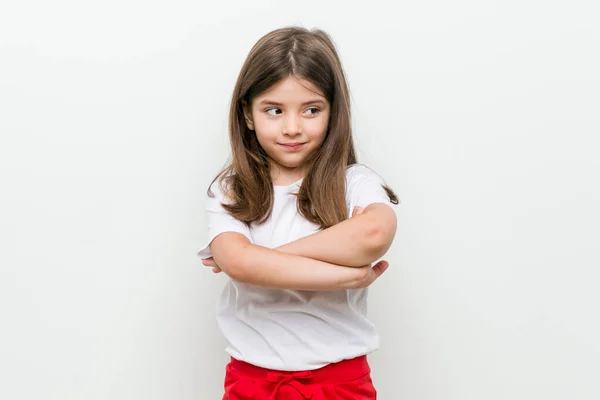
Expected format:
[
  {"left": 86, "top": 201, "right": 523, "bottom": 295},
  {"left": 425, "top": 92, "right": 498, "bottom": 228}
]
[{"left": 282, "top": 113, "right": 302, "bottom": 136}]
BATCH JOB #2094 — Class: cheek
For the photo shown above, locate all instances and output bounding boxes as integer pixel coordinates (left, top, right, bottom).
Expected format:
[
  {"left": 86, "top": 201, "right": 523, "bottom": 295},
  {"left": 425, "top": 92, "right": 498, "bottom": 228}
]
[
  {"left": 304, "top": 118, "right": 329, "bottom": 140},
  {"left": 255, "top": 131, "right": 279, "bottom": 146},
  {"left": 253, "top": 119, "right": 280, "bottom": 143},
  {"left": 254, "top": 134, "right": 282, "bottom": 156}
]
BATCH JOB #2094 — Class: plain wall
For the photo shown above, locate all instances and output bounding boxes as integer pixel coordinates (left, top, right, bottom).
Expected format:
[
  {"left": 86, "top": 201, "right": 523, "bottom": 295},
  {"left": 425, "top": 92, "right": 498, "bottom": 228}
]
[{"left": 1, "top": 0, "right": 599, "bottom": 399}]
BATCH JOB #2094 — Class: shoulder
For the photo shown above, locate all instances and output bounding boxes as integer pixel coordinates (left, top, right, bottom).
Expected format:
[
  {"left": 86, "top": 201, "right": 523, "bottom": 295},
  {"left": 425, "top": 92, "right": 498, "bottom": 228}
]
[
  {"left": 345, "top": 163, "right": 397, "bottom": 210},
  {"left": 345, "top": 163, "right": 386, "bottom": 186}
]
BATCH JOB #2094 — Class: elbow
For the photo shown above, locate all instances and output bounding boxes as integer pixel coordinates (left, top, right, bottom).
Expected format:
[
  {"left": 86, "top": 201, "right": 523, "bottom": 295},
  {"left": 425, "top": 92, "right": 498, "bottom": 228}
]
[
  {"left": 209, "top": 232, "right": 255, "bottom": 281},
  {"left": 223, "top": 256, "right": 247, "bottom": 282},
  {"left": 373, "top": 231, "right": 394, "bottom": 257},
  {"left": 218, "top": 245, "right": 252, "bottom": 282},
  {"left": 225, "top": 262, "right": 246, "bottom": 282},
  {"left": 364, "top": 226, "right": 390, "bottom": 259},
  {"left": 363, "top": 208, "right": 397, "bottom": 258}
]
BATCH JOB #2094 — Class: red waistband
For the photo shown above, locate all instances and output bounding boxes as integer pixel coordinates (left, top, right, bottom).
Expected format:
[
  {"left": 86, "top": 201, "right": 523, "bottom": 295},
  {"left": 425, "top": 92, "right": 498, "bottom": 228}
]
[{"left": 227, "top": 355, "right": 371, "bottom": 384}]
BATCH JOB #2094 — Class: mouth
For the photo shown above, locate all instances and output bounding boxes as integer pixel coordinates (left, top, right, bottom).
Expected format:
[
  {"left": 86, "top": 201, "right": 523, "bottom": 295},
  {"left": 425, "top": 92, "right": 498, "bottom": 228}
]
[{"left": 279, "top": 142, "right": 306, "bottom": 151}]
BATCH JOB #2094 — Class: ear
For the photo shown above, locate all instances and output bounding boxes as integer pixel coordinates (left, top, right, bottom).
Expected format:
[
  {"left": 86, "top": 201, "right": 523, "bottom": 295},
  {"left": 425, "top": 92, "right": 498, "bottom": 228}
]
[{"left": 242, "top": 100, "right": 255, "bottom": 131}]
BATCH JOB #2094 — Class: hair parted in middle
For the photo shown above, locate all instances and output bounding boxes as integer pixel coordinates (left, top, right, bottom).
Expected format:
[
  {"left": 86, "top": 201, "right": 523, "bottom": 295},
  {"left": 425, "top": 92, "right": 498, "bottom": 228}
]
[{"left": 209, "top": 26, "right": 398, "bottom": 230}]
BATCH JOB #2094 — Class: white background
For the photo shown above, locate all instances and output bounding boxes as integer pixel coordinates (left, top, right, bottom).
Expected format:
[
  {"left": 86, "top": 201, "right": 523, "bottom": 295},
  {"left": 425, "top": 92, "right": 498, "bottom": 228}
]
[{"left": 1, "top": 0, "right": 599, "bottom": 399}]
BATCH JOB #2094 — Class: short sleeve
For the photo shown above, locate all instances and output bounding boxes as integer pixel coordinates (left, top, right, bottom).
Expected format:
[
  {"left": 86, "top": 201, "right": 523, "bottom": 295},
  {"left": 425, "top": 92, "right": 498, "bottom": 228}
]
[
  {"left": 346, "top": 164, "right": 398, "bottom": 217},
  {"left": 196, "top": 180, "right": 253, "bottom": 259}
]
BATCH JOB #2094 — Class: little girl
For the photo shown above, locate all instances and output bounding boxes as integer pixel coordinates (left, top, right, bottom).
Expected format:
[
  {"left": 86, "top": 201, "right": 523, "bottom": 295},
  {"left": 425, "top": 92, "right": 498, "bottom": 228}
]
[{"left": 197, "top": 26, "right": 399, "bottom": 400}]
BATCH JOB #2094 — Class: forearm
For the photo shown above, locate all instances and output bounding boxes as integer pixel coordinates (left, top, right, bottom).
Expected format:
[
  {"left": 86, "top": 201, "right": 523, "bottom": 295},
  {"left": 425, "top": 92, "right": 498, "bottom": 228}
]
[
  {"left": 276, "top": 203, "right": 396, "bottom": 267},
  {"left": 230, "top": 244, "right": 367, "bottom": 290}
]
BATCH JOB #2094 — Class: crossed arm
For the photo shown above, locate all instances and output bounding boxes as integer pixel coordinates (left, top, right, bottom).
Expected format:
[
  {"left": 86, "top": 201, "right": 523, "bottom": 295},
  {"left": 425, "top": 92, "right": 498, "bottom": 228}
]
[{"left": 202, "top": 202, "right": 397, "bottom": 290}]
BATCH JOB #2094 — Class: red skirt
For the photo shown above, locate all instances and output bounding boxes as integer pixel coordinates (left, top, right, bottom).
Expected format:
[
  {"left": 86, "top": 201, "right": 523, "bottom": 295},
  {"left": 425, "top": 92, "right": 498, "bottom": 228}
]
[{"left": 222, "top": 355, "right": 377, "bottom": 399}]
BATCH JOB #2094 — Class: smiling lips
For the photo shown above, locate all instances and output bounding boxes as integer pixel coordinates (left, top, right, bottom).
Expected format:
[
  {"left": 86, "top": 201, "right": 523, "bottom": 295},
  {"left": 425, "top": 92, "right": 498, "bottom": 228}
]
[{"left": 279, "top": 142, "right": 306, "bottom": 151}]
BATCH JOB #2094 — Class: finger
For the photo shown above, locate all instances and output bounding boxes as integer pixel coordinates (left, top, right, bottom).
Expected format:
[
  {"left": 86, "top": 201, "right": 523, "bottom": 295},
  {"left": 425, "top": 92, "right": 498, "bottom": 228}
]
[
  {"left": 352, "top": 206, "right": 364, "bottom": 217},
  {"left": 357, "top": 261, "right": 388, "bottom": 288},
  {"left": 371, "top": 261, "right": 389, "bottom": 277},
  {"left": 202, "top": 258, "right": 217, "bottom": 268}
]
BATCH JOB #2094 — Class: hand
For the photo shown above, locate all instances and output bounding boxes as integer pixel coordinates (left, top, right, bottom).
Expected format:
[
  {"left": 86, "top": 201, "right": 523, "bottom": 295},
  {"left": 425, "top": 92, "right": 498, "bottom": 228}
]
[
  {"left": 348, "top": 260, "right": 389, "bottom": 289},
  {"left": 201, "top": 257, "right": 222, "bottom": 273},
  {"left": 352, "top": 206, "right": 364, "bottom": 218}
]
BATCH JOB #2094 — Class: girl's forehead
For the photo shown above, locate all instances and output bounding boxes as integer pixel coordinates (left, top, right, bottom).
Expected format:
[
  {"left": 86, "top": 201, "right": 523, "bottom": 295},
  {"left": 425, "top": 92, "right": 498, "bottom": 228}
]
[{"left": 255, "top": 76, "right": 327, "bottom": 103}]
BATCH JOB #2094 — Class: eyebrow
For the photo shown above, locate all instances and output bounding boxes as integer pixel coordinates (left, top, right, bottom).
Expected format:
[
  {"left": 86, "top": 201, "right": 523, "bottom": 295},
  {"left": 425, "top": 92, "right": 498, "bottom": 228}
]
[{"left": 258, "top": 99, "right": 327, "bottom": 107}]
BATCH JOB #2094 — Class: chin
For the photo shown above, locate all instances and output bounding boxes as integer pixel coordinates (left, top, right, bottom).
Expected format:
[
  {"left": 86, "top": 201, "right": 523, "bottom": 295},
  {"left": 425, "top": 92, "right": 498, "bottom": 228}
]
[{"left": 279, "top": 163, "right": 303, "bottom": 169}]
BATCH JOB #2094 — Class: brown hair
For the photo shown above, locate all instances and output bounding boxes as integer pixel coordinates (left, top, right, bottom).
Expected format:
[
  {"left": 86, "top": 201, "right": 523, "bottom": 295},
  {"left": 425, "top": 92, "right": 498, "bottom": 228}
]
[{"left": 209, "top": 26, "right": 398, "bottom": 229}]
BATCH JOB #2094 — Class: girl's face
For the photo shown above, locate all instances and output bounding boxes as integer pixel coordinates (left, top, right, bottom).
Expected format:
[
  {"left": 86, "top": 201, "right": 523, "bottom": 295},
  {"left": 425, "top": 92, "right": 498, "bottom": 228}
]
[{"left": 243, "top": 75, "right": 330, "bottom": 184}]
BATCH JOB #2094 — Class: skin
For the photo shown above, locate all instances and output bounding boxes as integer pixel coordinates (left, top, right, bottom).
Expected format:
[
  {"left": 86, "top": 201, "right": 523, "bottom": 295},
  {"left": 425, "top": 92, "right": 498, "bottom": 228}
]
[
  {"left": 202, "top": 75, "right": 394, "bottom": 289},
  {"left": 243, "top": 75, "right": 330, "bottom": 185},
  {"left": 202, "top": 205, "right": 382, "bottom": 274}
]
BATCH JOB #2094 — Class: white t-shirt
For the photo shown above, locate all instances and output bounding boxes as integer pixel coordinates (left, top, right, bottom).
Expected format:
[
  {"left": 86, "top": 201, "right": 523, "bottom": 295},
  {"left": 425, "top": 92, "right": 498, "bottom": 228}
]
[{"left": 197, "top": 164, "right": 397, "bottom": 371}]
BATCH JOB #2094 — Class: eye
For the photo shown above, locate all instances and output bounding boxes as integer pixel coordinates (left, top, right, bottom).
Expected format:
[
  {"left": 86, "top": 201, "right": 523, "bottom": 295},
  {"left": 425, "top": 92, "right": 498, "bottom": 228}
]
[
  {"left": 266, "top": 108, "right": 282, "bottom": 116},
  {"left": 305, "top": 107, "right": 320, "bottom": 116}
]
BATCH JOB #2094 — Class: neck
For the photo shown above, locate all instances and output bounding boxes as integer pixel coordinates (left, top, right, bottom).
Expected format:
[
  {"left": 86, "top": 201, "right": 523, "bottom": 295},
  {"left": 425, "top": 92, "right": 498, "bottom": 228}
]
[{"left": 270, "top": 164, "right": 305, "bottom": 186}]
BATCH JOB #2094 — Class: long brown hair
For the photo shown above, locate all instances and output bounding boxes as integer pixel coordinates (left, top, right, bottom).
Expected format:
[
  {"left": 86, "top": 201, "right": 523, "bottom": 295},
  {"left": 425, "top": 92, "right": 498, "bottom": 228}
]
[{"left": 209, "top": 26, "right": 398, "bottom": 229}]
